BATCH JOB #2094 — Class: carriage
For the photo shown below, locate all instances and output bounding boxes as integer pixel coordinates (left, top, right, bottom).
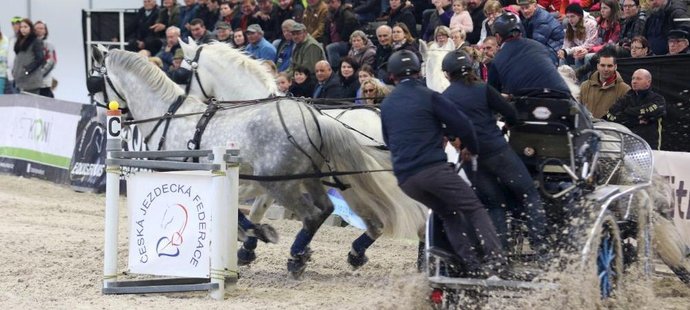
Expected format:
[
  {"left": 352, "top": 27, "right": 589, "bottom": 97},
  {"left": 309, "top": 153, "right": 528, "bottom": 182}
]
[{"left": 424, "top": 93, "right": 656, "bottom": 308}]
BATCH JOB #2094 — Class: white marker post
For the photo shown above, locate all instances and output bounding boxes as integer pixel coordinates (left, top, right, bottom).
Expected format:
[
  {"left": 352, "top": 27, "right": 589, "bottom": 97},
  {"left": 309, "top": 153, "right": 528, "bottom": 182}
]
[{"left": 103, "top": 101, "right": 122, "bottom": 286}]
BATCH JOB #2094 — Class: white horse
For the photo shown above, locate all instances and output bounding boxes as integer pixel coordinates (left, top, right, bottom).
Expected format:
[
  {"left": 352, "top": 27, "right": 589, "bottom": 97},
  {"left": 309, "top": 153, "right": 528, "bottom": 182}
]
[
  {"left": 91, "top": 46, "right": 425, "bottom": 278},
  {"left": 177, "top": 40, "right": 423, "bottom": 269}
]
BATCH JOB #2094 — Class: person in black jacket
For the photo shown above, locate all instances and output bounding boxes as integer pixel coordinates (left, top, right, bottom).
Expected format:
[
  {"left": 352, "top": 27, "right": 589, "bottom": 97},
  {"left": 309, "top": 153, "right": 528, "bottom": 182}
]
[
  {"left": 324, "top": 0, "right": 359, "bottom": 68},
  {"left": 643, "top": 0, "right": 690, "bottom": 55},
  {"left": 604, "top": 69, "right": 666, "bottom": 150},
  {"left": 312, "top": 60, "right": 343, "bottom": 100},
  {"left": 619, "top": 0, "right": 646, "bottom": 48},
  {"left": 441, "top": 50, "right": 547, "bottom": 252},
  {"left": 125, "top": 0, "right": 161, "bottom": 53},
  {"left": 336, "top": 56, "right": 360, "bottom": 98},
  {"left": 386, "top": 0, "right": 418, "bottom": 38},
  {"left": 289, "top": 66, "right": 316, "bottom": 97},
  {"left": 381, "top": 50, "right": 508, "bottom": 278}
]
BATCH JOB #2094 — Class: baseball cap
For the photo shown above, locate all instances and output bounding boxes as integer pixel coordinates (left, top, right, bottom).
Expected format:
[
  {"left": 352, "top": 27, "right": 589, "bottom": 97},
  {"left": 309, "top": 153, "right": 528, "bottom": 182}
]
[
  {"left": 246, "top": 24, "right": 263, "bottom": 34},
  {"left": 516, "top": 0, "right": 536, "bottom": 5},
  {"left": 290, "top": 23, "right": 306, "bottom": 32},
  {"left": 216, "top": 21, "right": 231, "bottom": 30}
]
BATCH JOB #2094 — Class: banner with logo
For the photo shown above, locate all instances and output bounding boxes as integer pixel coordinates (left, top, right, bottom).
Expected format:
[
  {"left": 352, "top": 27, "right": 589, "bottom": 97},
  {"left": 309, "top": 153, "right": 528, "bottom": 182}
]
[
  {"left": 0, "top": 94, "right": 84, "bottom": 184},
  {"left": 652, "top": 150, "right": 690, "bottom": 247},
  {"left": 127, "top": 171, "right": 214, "bottom": 278},
  {"left": 69, "top": 104, "right": 107, "bottom": 192}
]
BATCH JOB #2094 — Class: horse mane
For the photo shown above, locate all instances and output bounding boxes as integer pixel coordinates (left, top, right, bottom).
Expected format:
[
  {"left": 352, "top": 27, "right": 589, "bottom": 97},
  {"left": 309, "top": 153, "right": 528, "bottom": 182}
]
[
  {"left": 204, "top": 42, "right": 278, "bottom": 94},
  {"left": 107, "top": 49, "right": 185, "bottom": 103}
]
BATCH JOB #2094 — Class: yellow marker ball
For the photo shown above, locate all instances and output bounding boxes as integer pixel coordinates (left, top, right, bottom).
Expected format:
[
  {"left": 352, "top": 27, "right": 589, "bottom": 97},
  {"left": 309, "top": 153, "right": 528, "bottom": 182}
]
[{"left": 108, "top": 101, "right": 119, "bottom": 111}]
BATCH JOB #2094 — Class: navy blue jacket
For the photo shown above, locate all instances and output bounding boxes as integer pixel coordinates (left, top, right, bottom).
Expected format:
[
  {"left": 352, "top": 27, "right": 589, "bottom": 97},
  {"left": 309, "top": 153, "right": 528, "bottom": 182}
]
[
  {"left": 381, "top": 78, "right": 479, "bottom": 184},
  {"left": 644, "top": 0, "right": 690, "bottom": 55},
  {"left": 442, "top": 81, "right": 517, "bottom": 158},
  {"left": 488, "top": 37, "right": 570, "bottom": 95},
  {"left": 520, "top": 8, "right": 563, "bottom": 65}
]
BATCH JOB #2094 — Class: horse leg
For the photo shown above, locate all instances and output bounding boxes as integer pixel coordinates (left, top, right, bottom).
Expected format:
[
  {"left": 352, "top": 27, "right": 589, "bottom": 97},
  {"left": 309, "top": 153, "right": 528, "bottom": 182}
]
[
  {"left": 348, "top": 219, "right": 383, "bottom": 270},
  {"left": 237, "top": 194, "right": 279, "bottom": 266},
  {"left": 249, "top": 193, "right": 275, "bottom": 223}
]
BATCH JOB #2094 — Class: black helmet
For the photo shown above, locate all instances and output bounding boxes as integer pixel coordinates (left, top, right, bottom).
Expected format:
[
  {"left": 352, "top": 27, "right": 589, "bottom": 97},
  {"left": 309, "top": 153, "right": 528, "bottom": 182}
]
[
  {"left": 492, "top": 13, "right": 522, "bottom": 38},
  {"left": 442, "top": 50, "right": 473, "bottom": 75},
  {"left": 387, "top": 50, "right": 421, "bottom": 77}
]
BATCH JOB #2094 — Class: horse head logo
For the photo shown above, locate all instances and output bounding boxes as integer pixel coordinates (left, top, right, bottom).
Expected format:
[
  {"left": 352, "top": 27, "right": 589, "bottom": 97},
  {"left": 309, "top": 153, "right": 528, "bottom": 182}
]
[{"left": 155, "top": 204, "right": 189, "bottom": 258}]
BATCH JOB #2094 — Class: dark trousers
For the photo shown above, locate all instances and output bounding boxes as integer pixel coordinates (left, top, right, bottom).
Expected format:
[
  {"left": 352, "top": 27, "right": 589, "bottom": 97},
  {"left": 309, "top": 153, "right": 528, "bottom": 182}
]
[
  {"left": 400, "top": 163, "right": 504, "bottom": 270},
  {"left": 468, "top": 146, "right": 547, "bottom": 251}
]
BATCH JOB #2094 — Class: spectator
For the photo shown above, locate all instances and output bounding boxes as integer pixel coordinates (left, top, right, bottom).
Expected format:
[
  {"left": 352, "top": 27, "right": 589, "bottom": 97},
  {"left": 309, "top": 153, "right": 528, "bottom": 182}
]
[
  {"left": 275, "top": 0, "right": 305, "bottom": 31},
  {"left": 237, "top": 0, "right": 260, "bottom": 32},
  {"left": 450, "top": 28, "right": 468, "bottom": 50},
  {"left": 347, "top": 30, "right": 377, "bottom": 68},
  {"left": 355, "top": 63, "right": 376, "bottom": 103},
  {"left": 286, "top": 22, "right": 325, "bottom": 76},
  {"left": 430, "top": 25, "right": 455, "bottom": 50},
  {"left": 303, "top": 0, "right": 329, "bottom": 44},
  {"left": 466, "top": 0, "right": 487, "bottom": 44},
  {"left": 276, "top": 72, "right": 292, "bottom": 94},
  {"left": 558, "top": 3, "right": 598, "bottom": 68},
  {"left": 478, "top": 0, "right": 502, "bottom": 43},
  {"left": 449, "top": 0, "right": 473, "bottom": 34},
  {"left": 34, "top": 21, "right": 56, "bottom": 98},
  {"left": 125, "top": 0, "right": 161, "bottom": 54},
  {"left": 667, "top": 29, "right": 689, "bottom": 54},
  {"left": 218, "top": 1, "right": 237, "bottom": 26},
  {"left": 630, "top": 35, "right": 652, "bottom": 57},
  {"left": 179, "top": 0, "right": 200, "bottom": 39},
  {"left": 289, "top": 66, "right": 316, "bottom": 97},
  {"left": 275, "top": 19, "right": 296, "bottom": 72},
  {"left": 214, "top": 22, "right": 234, "bottom": 44},
  {"left": 422, "top": 0, "right": 453, "bottom": 42},
  {"left": 233, "top": 29, "right": 248, "bottom": 50},
  {"left": 360, "top": 77, "right": 391, "bottom": 104},
  {"left": 589, "top": 0, "right": 621, "bottom": 54},
  {"left": 391, "top": 23, "right": 422, "bottom": 62},
  {"left": 517, "top": 0, "right": 563, "bottom": 65},
  {"left": 5, "top": 17, "right": 22, "bottom": 94},
  {"left": 246, "top": 24, "right": 277, "bottom": 60},
  {"left": 189, "top": 18, "right": 215, "bottom": 44},
  {"left": 351, "top": 0, "right": 381, "bottom": 23},
  {"left": 386, "top": 0, "right": 418, "bottom": 39},
  {"left": 166, "top": 49, "right": 185, "bottom": 80},
  {"left": 644, "top": 0, "right": 690, "bottom": 55},
  {"left": 374, "top": 25, "right": 394, "bottom": 84},
  {"left": 151, "top": 0, "right": 180, "bottom": 35},
  {"left": 312, "top": 60, "right": 342, "bottom": 99},
  {"left": 324, "top": 0, "right": 359, "bottom": 68},
  {"left": 605, "top": 69, "right": 666, "bottom": 149},
  {"left": 337, "top": 56, "right": 360, "bottom": 98},
  {"left": 620, "top": 0, "right": 647, "bottom": 48},
  {"left": 12, "top": 18, "right": 45, "bottom": 95},
  {"left": 199, "top": 0, "right": 221, "bottom": 30},
  {"left": 157, "top": 26, "right": 181, "bottom": 71},
  {"left": 479, "top": 35, "right": 498, "bottom": 80},
  {"left": 255, "top": 0, "right": 280, "bottom": 41},
  {"left": 580, "top": 51, "right": 631, "bottom": 118}
]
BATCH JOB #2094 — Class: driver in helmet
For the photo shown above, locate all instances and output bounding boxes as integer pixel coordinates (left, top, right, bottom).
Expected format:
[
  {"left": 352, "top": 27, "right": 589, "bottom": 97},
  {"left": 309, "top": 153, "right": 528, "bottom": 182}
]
[
  {"left": 380, "top": 50, "right": 508, "bottom": 278},
  {"left": 441, "top": 50, "right": 548, "bottom": 254},
  {"left": 488, "top": 13, "right": 570, "bottom": 98}
]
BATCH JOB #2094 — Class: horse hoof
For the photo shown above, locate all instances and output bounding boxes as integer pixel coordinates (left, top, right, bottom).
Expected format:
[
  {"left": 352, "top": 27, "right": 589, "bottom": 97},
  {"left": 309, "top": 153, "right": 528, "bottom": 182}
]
[
  {"left": 347, "top": 251, "right": 369, "bottom": 270},
  {"left": 254, "top": 224, "right": 279, "bottom": 244},
  {"left": 237, "top": 247, "right": 256, "bottom": 266},
  {"left": 287, "top": 250, "right": 312, "bottom": 279}
]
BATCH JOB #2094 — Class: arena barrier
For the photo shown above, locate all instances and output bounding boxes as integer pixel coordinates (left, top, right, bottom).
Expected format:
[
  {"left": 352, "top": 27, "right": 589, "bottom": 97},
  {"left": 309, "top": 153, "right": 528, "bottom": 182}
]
[{"left": 101, "top": 105, "right": 240, "bottom": 300}]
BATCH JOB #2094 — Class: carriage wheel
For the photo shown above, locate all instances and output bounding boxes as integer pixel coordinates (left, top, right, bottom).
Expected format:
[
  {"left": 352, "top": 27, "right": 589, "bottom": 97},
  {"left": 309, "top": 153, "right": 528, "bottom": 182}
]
[{"left": 584, "top": 211, "right": 624, "bottom": 299}]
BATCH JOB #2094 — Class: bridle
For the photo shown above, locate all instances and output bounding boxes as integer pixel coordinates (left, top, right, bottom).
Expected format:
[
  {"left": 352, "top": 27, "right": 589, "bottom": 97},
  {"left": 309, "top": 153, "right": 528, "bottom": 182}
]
[{"left": 181, "top": 45, "right": 212, "bottom": 99}]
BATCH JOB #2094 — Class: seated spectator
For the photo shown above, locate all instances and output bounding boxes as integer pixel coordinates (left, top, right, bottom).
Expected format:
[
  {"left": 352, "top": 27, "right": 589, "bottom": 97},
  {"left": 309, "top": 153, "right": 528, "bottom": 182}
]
[
  {"left": 276, "top": 72, "right": 292, "bottom": 94},
  {"left": 374, "top": 25, "right": 394, "bottom": 84},
  {"left": 324, "top": 0, "right": 359, "bottom": 69},
  {"left": 517, "top": 0, "right": 563, "bottom": 65},
  {"left": 218, "top": 1, "right": 237, "bottom": 26},
  {"left": 157, "top": 26, "right": 182, "bottom": 71},
  {"left": 558, "top": 4, "right": 598, "bottom": 68},
  {"left": 167, "top": 49, "right": 186, "bottom": 83},
  {"left": 125, "top": 0, "right": 161, "bottom": 54},
  {"left": 360, "top": 77, "right": 391, "bottom": 104},
  {"left": 151, "top": 0, "right": 181, "bottom": 35},
  {"left": 422, "top": 0, "right": 452, "bottom": 42},
  {"left": 589, "top": 0, "right": 622, "bottom": 54},
  {"left": 337, "top": 56, "right": 361, "bottom": 98},
  {"left": 643, "top": 0, "right": 690, "bottom": 56},
  {"left": 386, "top": 0, "right": 418, "bottom": 39},
  {"left": 179, "top": 0, "right": 200, "bottom": 38},
  {"left": 429, "top": 25, "right": 455, "bottom": 50},
  {"left": 479, "top": 35, "right": 498, "bottom": 80},
  {"left": 286, "top": 22, "right": 326, "bottom": 76},
  {"left": 198, "top": 0, "right": 220, "bottom": 31},
  {"left": 313, "top": 60, "right": 342, "bottom": 100},
  {"left": 466, "top": 0, "right": 486, "bottom": 45},
  {"left": 604, "top": 69, "right": 666, "bottom": 149},
  {"left": 275, "top": 0, "right": 305, "bottom": 29},
  {"left": 236, "top": 0, "right": 260, "bottom": 32},
  {"left": 245, "top": 24, "right": 277, "bottom": 60},
  {"left": 351, "top": 0, "right": 381, "bottom": 23},
  {"left": 450, "top": 28, "right": 468, "bottom": 50},
  {"left": 275, "top": 19, "right": 296, "bottom": 72},
  {"left": 214, "top": 22, "right": 234, "bottom": 44},
  {"left": 619, "top": 0, "right": 647, "bottom": 48},
  {"left": 233, "top": 30, "right": 248, "bottom": 51},
  {"left": 449, "top": 0, "right": 473, "bottom": 34},
  {"left": 289, "top": 66, "right": 316, "bottom": 97},
  {"left": 255, "top": 0, "right": 280, "bottom": 42},
  {"left": 391, "top": 23, "right": 423, "bottom": 62},
  {"left": 189, "top": 18, "right": 215, "bottom": 44},
  {"left": 347, "top": 30, "right": 377, "bottom": 68},
  {"left": 479, "top": 0, "right": 503, "bottom": 43},
  {"left": 304, "top": 0, "right": 329, "bottom": 44},
  {"left": 667, "top": 29, "right": 690, "bottom": 54},
  {"left": 630, "top": 35, "right": 652, "bottom": 57},
  {"left": 355, "top": 64, "right": 377, "bottom": 103}
]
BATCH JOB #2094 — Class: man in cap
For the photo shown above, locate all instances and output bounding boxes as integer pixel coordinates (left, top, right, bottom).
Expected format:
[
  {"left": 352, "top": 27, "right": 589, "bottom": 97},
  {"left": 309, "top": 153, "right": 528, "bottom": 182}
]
[
  {"left": 380, "top": 50, "right": 509, "bottom": 278},
  {"left": 643, "top": 0, "right": 690, "bottom": 55},
  {"left": 286, "top": 22, "right": 325, "bottom": 75},
  {"left": 5, "top": 16, "right": 22, "bottom": 94},
  {"left": 667, "top": 29, "right": 689, "bottom": 54},
  {"left": 516, "top": 0, "right": 563, "bottom": 65},
  {"left": 245, "top": 24, "right": 277, "bottom": 60},
  {"left": 214, "top": 21, "right": 234, "bottom": 44}
]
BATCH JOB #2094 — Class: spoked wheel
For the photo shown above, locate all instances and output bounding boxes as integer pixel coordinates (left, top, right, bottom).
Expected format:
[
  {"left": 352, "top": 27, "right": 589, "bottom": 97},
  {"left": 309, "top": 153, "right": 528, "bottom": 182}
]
[{"left": 585, "top": 211, "right": 624, "bottom": 299}]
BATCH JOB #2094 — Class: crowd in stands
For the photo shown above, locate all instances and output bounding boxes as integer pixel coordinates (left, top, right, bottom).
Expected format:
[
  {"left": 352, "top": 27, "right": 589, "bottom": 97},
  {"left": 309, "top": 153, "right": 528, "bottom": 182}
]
[{"left": 1, "top": 16, "right": 58, "bottom": 97}]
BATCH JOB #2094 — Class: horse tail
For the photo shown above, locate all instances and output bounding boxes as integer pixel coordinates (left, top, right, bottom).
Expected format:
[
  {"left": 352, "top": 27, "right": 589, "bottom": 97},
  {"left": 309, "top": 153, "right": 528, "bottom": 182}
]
[{"left": 318, "top": 118, "right": 427, "bottom": 239}]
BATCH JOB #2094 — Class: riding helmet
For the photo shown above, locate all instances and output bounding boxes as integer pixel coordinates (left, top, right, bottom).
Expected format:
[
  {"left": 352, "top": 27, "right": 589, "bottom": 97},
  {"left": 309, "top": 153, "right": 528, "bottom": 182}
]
[
  {"left": 442, "top": 50, "right": 473, "bottom": 76},
  {"left": 492, "top": 13, "right": 522, "bottom": 38},
  {"left": 387, "top": 50, "right": 421, "bottom": 77}
]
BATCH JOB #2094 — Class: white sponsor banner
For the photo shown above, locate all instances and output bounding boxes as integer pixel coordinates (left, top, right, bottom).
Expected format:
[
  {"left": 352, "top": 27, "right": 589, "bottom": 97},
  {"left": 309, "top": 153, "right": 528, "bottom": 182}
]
[
  {"left": 653, "top": 150, "right": 690, "bottom": 247},
  {"left": 127, "top": 171, "right": 214, "bottom": 278}
]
